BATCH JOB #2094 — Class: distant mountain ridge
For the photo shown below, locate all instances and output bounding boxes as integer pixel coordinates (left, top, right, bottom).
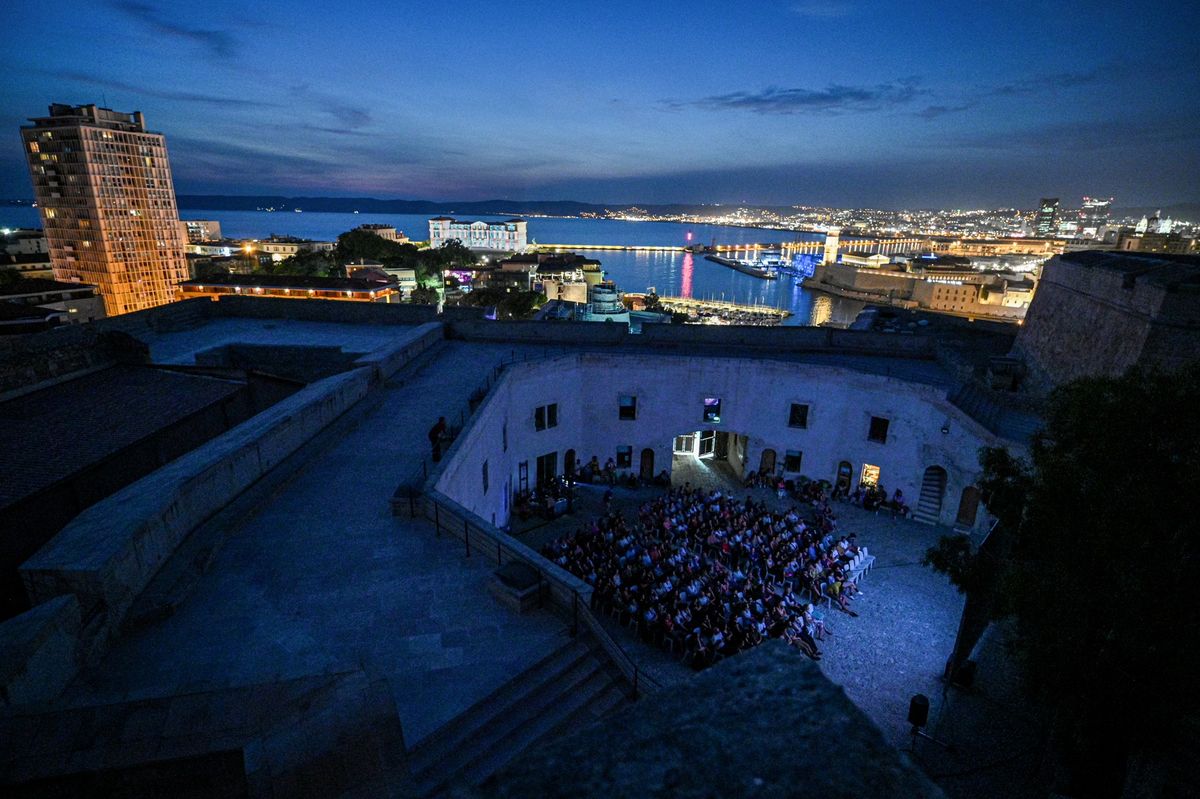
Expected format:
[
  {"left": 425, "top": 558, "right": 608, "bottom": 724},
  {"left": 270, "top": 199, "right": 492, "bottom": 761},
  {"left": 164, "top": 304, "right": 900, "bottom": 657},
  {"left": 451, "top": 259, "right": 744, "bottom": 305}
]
[{"left": 174, "top": 195, "right": 770, "bottom": 218}]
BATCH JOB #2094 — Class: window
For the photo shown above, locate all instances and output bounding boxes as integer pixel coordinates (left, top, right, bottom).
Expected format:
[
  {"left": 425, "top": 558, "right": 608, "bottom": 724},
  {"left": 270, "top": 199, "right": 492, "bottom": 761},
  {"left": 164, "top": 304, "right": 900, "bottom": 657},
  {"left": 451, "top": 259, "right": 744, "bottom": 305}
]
[
  {"left": 788, "top": 403, "right": 809, "bottom": 429},
  {"left": 502, "top": 421, "right": 507, "bottom": 452},
  {"left": 868, "top": 416, "right": 890, "bottom": 443},
  {"left": 534, "top": 403, "right": 558, "bottom": 431},
  {"left": 619, "top": 395, "right": 637, "bottom": 420},
  {"left": 784, "top": 450, "right": 803, "bottom": 472},
  {"left": 703, "top": 397, "right": 722, "bottom": 423},
  {"left": 860, "top": 463, "right": 880, "bottom": 487},
  {"left": 536, "top": 452, "right": 558, "bottom": 485},
  {"left": 616, "top": 446, "right": 632, "bottom": 468},
  {"left": 518, "top": 461, "right": 529, "bottom": 492},
  {"left": 482, "top": 460, "right": 489, "bottom": 494}
]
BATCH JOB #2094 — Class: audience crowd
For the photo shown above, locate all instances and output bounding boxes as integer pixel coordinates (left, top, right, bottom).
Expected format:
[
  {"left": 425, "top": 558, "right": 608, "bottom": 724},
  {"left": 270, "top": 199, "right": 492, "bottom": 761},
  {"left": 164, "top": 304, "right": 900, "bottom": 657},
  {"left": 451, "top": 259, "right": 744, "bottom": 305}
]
[{"left": 542, "top": 484, "right": 866, "bottom": 668}]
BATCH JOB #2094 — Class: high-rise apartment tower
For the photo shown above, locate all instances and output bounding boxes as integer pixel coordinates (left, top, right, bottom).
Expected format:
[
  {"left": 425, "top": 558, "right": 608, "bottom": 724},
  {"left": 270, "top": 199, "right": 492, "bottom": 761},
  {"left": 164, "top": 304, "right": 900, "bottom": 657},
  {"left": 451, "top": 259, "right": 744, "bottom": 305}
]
[
  {"left": 21, "top": 104, "right": 188, "bottom": 315},
  {"left": 1034, "top": 198, "right": 1060, "bottom": 238}
]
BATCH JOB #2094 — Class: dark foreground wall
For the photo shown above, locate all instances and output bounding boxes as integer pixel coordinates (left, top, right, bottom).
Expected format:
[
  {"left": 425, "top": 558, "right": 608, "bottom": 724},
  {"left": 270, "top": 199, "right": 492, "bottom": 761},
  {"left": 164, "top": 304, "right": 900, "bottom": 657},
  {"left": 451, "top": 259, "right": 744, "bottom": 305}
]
[{"left": 483, "top": 641, "right": 944, "bottom": 799}]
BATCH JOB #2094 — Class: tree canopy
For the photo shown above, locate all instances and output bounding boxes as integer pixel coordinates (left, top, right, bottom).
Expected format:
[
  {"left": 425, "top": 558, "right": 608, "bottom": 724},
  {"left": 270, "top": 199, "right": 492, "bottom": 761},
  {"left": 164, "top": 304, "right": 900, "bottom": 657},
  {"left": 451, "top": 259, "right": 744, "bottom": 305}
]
[
  {"left": 256, "top": 249, "right": 338, "bottom": 278},
  {"left": 927, "top": 364, "right": 1200, "bottom": 796}
]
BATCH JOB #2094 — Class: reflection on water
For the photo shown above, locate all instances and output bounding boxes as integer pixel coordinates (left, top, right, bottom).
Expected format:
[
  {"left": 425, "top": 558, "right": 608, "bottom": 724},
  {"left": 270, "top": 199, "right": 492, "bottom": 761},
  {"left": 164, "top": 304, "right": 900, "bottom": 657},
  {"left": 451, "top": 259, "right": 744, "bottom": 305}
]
[
  {"left": 810, "top": 294, "right": 833, "bottom": 327},
  {"left": 680, "top": 252, "right": 693, "bottom": 299}
]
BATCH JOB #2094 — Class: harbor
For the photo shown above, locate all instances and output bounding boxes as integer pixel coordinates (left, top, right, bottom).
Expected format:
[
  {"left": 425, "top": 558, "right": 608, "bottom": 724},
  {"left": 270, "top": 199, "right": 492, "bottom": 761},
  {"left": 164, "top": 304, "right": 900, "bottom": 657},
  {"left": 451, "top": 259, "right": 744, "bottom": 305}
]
[
  {"left": 623, "top": 292, "right": 791, "bottom": 325},
  {"left": 703, "top": 253, "right": 777, "bottom": 280}
]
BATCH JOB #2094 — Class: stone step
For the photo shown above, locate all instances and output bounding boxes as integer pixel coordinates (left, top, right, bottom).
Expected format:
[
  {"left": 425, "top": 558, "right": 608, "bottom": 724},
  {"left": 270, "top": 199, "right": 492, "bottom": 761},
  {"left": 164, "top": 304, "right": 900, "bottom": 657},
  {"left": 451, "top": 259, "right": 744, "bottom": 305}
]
[
  {"left": 413, "top": 649, "right": 601, "bottom": 790},
  {"left": 456, "top": 671, "right": 624, "bottom": 790},
  {"left": 407, "top": 636, "right": 588, "bottom": 775},
  {"left": 417, "top": 660, "right": 617, "bottom": 796}
]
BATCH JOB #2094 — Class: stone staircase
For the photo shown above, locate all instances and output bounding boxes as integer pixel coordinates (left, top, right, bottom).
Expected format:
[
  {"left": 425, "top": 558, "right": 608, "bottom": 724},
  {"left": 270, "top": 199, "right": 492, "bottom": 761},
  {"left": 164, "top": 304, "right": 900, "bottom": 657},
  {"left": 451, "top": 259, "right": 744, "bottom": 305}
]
[
  {"left": 913, "top": 468, "right": 947, "bottom": 525},
  {"left": 407, "top": 634, "right": 630, "bottom": 797},
  {"left": 948, "top": 382, "right": 1043, "bottom": 443}
]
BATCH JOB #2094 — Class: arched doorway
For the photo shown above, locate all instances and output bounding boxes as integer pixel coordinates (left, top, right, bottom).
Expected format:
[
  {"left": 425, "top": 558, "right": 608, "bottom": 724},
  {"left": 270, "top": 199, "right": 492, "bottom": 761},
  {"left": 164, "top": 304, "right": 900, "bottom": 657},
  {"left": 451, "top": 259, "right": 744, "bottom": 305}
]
[
  {"left": 835, "top": 461, "right": 853, "bottom": 493},
  {"left": 956, "top": 485, "right": 980, "bottom": 527},
  {"left": 639, "top": 448, "right": 655, "bottom": 481},
  {"left": 916, "top": 466, "right": 948, "bottom": 524},
  {"left": 759, "top": 448, "right": 776, "bottom": 475},
  {"left": 564, "top": 449, "right": 576, "bottom": 478}
]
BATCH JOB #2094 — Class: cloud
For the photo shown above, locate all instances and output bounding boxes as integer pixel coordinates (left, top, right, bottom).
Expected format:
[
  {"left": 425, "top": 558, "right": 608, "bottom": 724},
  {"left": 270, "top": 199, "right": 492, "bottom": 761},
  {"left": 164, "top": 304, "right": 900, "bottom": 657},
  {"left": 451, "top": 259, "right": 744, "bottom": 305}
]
[
  {"left": 939, "top": 116, "right": 1200, "bottom": 152},
  {"left": 288, "top": 85, "right": 373, "bottom": 129},
  {"left": 789, "top": 2, "right": 854, "bottom": 18},
  {"left": 674, "top": 79, "right": 923, "bottom": 115},
  {"left": 915, "top": 103, "right": 975, "bottom": 119},
  {"left": 986, "top": 62, "right": 1128, "bottom": 97},
  {"left": 109, "top": 1, "right": 236, "bottom": 58},
  {"left": 46, "top": 71, "right": 269, "bottom": 107}
]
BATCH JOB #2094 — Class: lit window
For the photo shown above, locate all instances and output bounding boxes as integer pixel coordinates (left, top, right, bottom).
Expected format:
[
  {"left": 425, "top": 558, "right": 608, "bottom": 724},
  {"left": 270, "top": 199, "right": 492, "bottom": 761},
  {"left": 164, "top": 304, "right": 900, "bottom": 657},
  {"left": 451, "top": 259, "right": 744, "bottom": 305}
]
[
  {"left": 860, "top": 463, "right": 880, "bottom": 487},
  {"left": 28, "top": 142, "right": 39, "bottom": 153},
  {"left": 616, "top": 446, "right": 632, "bottom": 468},
  {"left": 703, "top": 397, "right": 722, "bottom": 423},
  {"left": 619, "top": 395, "right": 637, "bottom": 420}
]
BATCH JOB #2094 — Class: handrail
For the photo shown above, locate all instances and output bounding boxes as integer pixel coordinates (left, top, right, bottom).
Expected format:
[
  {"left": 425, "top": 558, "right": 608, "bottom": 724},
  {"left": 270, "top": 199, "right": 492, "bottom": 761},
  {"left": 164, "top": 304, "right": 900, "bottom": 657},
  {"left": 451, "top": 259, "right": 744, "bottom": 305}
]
[
  {"left": 573, "top": 590, "right": 662, "bottom": 698},
  {"left": 387, "top": 347, "right": 662, "bottom": 699}
]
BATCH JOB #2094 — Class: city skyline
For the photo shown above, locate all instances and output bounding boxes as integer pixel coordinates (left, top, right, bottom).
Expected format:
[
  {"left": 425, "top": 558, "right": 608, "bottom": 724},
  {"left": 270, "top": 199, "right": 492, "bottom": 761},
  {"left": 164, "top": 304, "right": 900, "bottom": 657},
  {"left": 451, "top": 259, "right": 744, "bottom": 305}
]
[{"left": 1, "top": 1, "right": 1199, "bottom": 209}]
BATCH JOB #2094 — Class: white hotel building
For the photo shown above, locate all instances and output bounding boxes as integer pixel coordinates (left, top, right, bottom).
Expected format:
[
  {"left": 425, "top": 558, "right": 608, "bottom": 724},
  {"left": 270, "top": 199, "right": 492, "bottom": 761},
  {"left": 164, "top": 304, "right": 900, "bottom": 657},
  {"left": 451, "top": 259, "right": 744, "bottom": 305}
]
[{"left": 428, "top": 217, "right": 528, "bottom": 252}]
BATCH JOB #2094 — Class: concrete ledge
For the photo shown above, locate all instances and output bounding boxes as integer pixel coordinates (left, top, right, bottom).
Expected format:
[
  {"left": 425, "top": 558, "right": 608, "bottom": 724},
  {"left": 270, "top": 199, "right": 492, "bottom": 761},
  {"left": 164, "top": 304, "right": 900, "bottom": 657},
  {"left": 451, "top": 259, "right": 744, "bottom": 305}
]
[
  {"left": 0, "top": 670, "right": 409, "bottom": 798},
  {"left": 20, "top": 367, "right": 375, "bottom": 656},
  {"left": 0, "top": 595, "right": 81, "bottom": 708},
  {"left": 353, "top": 321, "right": 444, "bottom": 381},
  {"left": 446, "top": 318, "right": 940, "bottom": 358},
  {"left": 211, "top": 295, "right": 442, "bottom": 325}
]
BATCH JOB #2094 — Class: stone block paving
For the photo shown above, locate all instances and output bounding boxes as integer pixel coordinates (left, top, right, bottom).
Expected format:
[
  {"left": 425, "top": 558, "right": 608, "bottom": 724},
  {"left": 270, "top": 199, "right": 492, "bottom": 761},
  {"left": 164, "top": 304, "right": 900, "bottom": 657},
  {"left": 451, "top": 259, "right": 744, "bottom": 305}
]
[{"left": 64, "top": 341, "right": 569, "bottom": 747}]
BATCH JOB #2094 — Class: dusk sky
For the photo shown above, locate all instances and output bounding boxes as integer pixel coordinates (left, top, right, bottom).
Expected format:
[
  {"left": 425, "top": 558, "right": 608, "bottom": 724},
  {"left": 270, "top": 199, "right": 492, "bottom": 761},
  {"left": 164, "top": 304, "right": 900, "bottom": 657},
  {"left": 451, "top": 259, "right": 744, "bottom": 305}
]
[{"left": 2, "top": 0, "right": 1198, "bottom": 208}]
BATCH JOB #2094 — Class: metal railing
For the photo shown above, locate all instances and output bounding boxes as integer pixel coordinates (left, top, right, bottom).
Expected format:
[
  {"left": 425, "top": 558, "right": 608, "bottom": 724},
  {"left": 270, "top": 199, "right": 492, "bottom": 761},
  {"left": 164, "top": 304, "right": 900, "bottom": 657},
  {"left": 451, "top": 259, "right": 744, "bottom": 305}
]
[
  {"left": 388, "top": 345, "right": 660, "bottom": 698},
  {"left": 572, "top": 589, "right": 662, "bottom": 699},
  {"left": 413, "top": 488, "right": 660, "bottom": 699}
]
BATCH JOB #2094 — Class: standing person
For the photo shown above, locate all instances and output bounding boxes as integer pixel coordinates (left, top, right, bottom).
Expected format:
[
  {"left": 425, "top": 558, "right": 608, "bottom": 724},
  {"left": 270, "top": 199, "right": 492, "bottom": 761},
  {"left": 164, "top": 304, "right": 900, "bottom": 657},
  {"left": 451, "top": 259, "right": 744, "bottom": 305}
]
[{"left": 428, "top": 416, "right": 447, "bottom": 460}]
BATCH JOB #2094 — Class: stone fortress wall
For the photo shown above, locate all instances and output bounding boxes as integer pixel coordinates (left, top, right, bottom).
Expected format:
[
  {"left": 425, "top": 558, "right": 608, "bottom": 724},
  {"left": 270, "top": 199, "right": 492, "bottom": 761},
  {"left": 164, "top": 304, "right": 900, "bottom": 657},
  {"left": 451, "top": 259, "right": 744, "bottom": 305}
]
[
  {"left": 1013, "top": 252, "right": 1200, "bottom": 391},
  {"left": 435, "top": 352, "right": 1002, "bottom": 533}
]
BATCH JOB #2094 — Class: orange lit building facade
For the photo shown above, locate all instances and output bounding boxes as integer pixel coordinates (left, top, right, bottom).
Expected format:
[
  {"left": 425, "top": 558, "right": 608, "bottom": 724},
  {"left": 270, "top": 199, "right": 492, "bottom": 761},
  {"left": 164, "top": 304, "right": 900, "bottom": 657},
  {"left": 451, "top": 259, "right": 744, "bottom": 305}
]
[
  {"left": 21, "top": 104, "right": 189, "bottom": 316},
  {"left": 177, "top": 274, "right": 402, "bottom": 303}
]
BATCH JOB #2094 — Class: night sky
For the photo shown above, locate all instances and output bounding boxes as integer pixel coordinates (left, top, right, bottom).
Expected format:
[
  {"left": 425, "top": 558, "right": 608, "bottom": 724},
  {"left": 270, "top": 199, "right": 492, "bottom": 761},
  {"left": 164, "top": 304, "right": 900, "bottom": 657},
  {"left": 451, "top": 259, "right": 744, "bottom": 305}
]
[{"left": 2, "top": 0, "right": 1198, "bottom": 208}]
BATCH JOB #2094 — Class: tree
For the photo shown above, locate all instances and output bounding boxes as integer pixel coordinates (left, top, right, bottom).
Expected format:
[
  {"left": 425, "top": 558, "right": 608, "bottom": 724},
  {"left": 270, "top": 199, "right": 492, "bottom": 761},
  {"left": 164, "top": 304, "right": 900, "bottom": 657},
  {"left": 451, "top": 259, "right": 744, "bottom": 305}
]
[
  {"left": 925, "top": 364, "right": 1200, "bottom": 797},
  {"left": 256, "top": 249, "right": 336, "bottom": 278},
  {"left": 410, "top": 286, "right": 438, "bottom": 305},
  {"left": 0, "top": 267, "right": 25, "bottom": 290},
  {"left": 335, "top": 228, "right": 417, "bottom": 263}
]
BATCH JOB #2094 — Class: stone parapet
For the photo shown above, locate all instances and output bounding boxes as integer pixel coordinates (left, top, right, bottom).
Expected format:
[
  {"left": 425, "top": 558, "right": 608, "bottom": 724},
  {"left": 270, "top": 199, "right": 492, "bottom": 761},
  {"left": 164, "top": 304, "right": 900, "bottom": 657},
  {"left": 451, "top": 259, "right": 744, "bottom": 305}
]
[{"left": 0, "top": 595, "right": 80, "bottom": 708}]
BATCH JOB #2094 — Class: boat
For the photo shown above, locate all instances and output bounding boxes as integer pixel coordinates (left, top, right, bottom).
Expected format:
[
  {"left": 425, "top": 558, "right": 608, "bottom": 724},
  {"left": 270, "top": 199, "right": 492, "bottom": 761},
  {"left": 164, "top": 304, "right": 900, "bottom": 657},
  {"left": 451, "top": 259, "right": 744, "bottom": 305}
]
[{"left": 703, "top": 254, "right": 777, "bottom": 280}]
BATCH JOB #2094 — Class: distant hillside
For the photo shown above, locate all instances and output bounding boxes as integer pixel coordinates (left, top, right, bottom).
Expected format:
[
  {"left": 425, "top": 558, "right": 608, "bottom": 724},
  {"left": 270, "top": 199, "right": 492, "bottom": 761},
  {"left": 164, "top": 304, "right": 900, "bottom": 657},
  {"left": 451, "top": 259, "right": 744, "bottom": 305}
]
[
  {"left": 174, "top": 195, "right": 801, "bottom": 219},
  {"left": 178, "top": 195, "right": 626, "bottom": 217}
]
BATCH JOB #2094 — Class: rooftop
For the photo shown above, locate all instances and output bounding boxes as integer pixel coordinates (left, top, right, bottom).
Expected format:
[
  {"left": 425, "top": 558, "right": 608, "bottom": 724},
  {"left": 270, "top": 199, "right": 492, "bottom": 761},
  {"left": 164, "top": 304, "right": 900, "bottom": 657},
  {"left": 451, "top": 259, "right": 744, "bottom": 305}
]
[
  {"left": 0, "top": 278, "right": 96, "bottom": 297},
  {"left": 0, "top": 365, "right": 244, "bottom": 510},
  {"left": 179, "top": 274, "right": 397, "bottom": 292}
]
